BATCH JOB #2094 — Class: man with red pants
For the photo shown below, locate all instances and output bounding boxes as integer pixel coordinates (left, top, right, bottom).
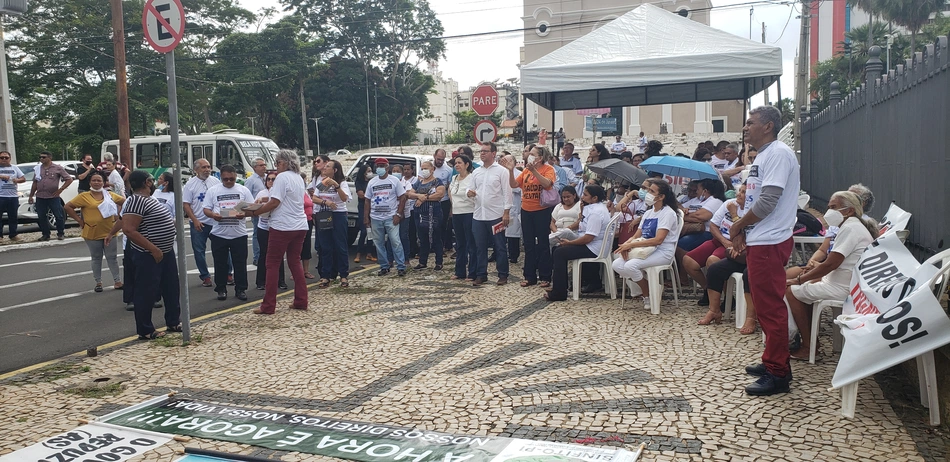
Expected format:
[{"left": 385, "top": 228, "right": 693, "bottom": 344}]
[{"left": 730, "top": 105, "right": 800, "bottom": 396}]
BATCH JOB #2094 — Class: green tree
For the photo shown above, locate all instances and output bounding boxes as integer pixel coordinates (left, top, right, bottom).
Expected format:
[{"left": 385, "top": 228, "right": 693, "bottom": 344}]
[
  {"left": 777, "top": 98, "right": 795, "bottom": 126},
  {"left": 877, "top": 0, "right": 945, "bottom": 53}
]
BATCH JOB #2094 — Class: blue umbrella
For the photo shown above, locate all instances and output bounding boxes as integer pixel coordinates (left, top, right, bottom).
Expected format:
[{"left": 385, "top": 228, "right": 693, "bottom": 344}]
[{"left": 638, "top": 155, "right": 721, "bottom": 180}]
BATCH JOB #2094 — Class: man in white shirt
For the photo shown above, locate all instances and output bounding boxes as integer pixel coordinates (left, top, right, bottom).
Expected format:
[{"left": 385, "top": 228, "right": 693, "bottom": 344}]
[
  {"left": 364, "top": 158, "right": 408, "bottom": 276},
  {"left": 731, "top": 106, "right": 801, "bottom": 397},
  {"left": 203, "top": 164, "right": 254, "bottom": 301},
  {"left": 183, "top": 158, "right": 224, "bottom": 287},
  {"left": 467, "top": 142, "right": 512, "bottom": 286},
  {"left": 720, "top": 144, "right": 745, "bottom": 189},
  {"left": 433, "top": 148, "right": 454, "bottom": 255},
  {"left": 244, "top": 157, "right": 268, "bottom": 265},
  {"left": 637, "top": 132, "right": 648, "bottom": 154},
  {"left": 559, "top": 143, "right": 583, "bottom": 175},
  {"left": 610, "top": 135, "right": 626, "bottom": 155}
]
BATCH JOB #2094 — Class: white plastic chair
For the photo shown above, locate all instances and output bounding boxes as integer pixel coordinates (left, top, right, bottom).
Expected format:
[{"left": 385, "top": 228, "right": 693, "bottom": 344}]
[
  {"left": 797, "top": 193, "right": 810, "bottom": 209},
  {"left": 570, "top": 213, "right": 621, "bottom": 301},
  {"left": 808, "top": 299, "right": 844, "bottom": 364},
  {"left": 620, "top": 211, "right": 683, "bottom": 314},
  {"left": 724, "top": 272, "right": 746, "bottom": 328}
]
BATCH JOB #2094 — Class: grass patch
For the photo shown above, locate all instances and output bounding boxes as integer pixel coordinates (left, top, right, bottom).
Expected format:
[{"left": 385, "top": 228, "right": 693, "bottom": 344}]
[
  {"left": 9, "top": 363, "right": 89, "bottom": 384},
  {"left": 17, "top": 417, "right": 27, "bottom": 422},
  {"left": 80, "top": 366, "right": 91, "bottom": 372},
  {"left": 353, "top": 310, "right": 373, "bottom": 316},
  {"left": 151, "top": 330, "right": 204, "bottom": 347},
  {"left": 63, "top": 382, "right": 124, "bottom": 399}
]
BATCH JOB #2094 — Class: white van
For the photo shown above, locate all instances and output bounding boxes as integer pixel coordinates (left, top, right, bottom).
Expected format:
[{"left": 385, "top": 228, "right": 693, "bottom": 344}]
[{"left": 100, "top": 130, "right": 279, "bottom": 181}]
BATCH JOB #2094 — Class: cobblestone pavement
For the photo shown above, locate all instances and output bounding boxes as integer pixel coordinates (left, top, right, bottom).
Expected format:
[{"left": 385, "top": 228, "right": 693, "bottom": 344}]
[{"left": 0, "top": 262, "right": 935, "bottom": 461}]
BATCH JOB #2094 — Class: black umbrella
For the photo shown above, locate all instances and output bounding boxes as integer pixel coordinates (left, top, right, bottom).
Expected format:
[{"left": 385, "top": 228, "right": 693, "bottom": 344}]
[{"left": 587, "top": 158, "right": 649, "bottom": 186}]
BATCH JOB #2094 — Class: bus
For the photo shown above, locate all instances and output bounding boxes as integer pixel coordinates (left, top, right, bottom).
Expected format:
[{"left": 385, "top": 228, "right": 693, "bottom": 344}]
[{"left": 100, "top": 129, "right": 279, "bottom": 181}]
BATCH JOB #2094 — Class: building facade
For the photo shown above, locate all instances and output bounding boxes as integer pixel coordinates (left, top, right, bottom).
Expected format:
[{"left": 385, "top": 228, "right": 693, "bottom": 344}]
[
  {"left": 521, "top": 0, "right": 746, "bottom": 140},
  {"left": 416, "top": 65, "right": 460, "bottom": 144}
]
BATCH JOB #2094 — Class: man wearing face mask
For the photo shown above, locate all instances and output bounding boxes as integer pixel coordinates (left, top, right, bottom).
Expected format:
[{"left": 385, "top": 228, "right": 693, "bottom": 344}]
[
  {"left": 432, "top": 149, "right": 454, "bottom": 257},
  {"left": 730, "top": 106, "right": 801, "bottom": 396},
  {"left": 364, "top": 158, "right": 408, "bottom": 277},
  {"left": 183, "top": 158, "right": 224, "bottom": 287}
]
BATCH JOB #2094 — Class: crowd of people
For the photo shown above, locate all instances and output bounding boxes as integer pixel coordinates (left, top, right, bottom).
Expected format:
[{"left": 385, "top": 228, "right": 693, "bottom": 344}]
[{"left": 9, "top": 105, "right": 880, "bottom": 397}]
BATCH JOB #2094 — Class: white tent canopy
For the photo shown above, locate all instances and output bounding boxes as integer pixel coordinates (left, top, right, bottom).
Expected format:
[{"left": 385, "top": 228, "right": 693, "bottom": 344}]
[{"left": 520, "top": 3, "right": 783, "bottom": 110}]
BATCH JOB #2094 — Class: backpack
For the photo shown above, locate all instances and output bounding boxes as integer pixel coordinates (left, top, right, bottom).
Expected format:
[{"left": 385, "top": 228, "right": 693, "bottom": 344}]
[{"left": 793, "top": 209, "right": 824, "bottom": 236}]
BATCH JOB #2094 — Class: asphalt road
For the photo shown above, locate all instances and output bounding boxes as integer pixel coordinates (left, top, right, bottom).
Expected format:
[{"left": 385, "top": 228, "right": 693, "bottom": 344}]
[{"left": 0, "top": 226, "right": 364, "bottom": 374}]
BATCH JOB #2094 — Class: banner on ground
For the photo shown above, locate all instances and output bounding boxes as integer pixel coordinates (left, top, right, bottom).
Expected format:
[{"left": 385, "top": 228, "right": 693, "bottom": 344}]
[
  {"left": 877, "top": 202, "right": 911, "bottom": 237},
  {"left": 841, "top": 233, "right": 938, "bottom": 316},
  {"left": 102, "top": 397, "right": 641, "bottom": 462},
  {"left": 832, "top": 283, "right": 950, "bottom": 388},
  {"left": 0, "top": 423, "right": 171, "bottom": 462}
]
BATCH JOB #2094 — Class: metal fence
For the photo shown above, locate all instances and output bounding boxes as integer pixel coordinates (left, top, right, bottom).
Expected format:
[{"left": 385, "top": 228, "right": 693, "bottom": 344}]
[{"left": 801, "top": 37, "right": 950, "bottom": 260}]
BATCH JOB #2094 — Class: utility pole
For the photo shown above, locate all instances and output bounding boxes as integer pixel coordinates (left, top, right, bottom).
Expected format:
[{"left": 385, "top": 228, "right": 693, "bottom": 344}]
[
  {"left": 110, "top": 0, "right": 131, "bottom": 167},
  {"left": 0, "top": 21, "right": 16, "bottom": 163},
  {"left": 310, "top": 117, "right": 322, "bottom": 157},
  {"left": 364, "top": 63, "right": 371, "bottom": 148},
  {"left": 374, "top": 83, "right": 379, "bottom": 148},
  {"left": 794, "top": 0, "right": 811, "bottom": 152},
  {"left": 299, "top": 76, "right": 309, "bottom": 157},
  {"left": 762, "top": 22, "right": 770, "bottom": 105},
  {"left": 246, "top": 116, "right": 257, "bottom": 136}
]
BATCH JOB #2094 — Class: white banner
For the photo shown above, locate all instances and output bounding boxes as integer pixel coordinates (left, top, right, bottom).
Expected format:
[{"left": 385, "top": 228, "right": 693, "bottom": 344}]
[
  {"left": 841, "top": 233, "right": 937, "bottom": 316},
  {"left": 832, "top": 285, "right": 950, "bottom": 388},
  {"left": 877, "top": 202, "right": 911, "bottom": 237},
  {"left": 0, "top": 423, "right": 171, "bottom": 462}
]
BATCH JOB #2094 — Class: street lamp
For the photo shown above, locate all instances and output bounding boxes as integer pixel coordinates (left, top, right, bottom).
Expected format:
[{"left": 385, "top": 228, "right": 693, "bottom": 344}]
[
  {"left": 246, "top": 116, "right": 257, "bottom": 136},
  {"left": 310, "top": 117, "right": 322, "bottom": 157},
  {"left": 374, "top": 83, "right": 379, "bottom": 148}
]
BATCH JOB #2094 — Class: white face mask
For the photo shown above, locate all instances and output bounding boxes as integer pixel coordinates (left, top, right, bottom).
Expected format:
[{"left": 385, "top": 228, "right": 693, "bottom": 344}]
[
  {"left": 526, "top": 155, "right": 537, "bottom": 165},
  {"left": 419, "top": 169, "right": 432, "bottom": 179},
  {"left": 645, "top": 193, "right": 657, "bottom": 206},
  {"left": 90, "top": 187, "right": 103, "bottom": 192},
  {"left": 823, "top": 208, "right": 847, "bottom": 227}
]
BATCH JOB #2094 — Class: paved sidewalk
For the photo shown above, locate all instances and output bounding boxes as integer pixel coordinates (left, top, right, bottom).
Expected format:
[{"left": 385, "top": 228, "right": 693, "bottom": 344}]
[{"left": 0, "top": 265, "right": 931, "bottom": 461}]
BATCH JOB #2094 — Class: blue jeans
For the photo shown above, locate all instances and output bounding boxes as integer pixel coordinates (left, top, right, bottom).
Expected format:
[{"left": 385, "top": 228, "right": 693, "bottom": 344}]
[
  {"left": 34, "top": 197, "right": 65, "bottom": 237},
  {"left": 678, "top": 231, "right": 712, "bottom": 252},
  {"left": 473, "top": 217, "right": 509, "bottom": 279},
  {"left": 190, "top": 221, "right": 214, "bottom": 280},
  {"left": 371, "top": 218, "right": 405, "bottom": 270},
  {"left": 452, "top": 213, "right": 476, "bottom": 279},
  {"left": 0, "top": 196, "right": 18, "bottom": 238},
  {"left": 318, "top": 212, "right": 350, "bottom": 279}
]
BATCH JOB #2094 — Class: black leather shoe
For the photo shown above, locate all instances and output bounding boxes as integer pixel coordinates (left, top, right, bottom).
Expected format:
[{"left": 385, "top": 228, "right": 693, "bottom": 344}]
[
  {"left": 488, "top": 253, "right": 497, "bottom": 263},
  {"left": 580, "top": 284, "right": 604, "bottom": 294},
  {"left": 745, "top": 372, "right": 791, "bottom": 396},
  {"left": 413, "top": 264, "right": 427, "bottom": 270},
  {"left": 256, "top": 285, "right": 265, "bottom": 290},
  {"left": 217, "top": 291, "right": 227, "bottom": 301},
  {"left": 377, "top": 268, "right": 390, "bottom": 277},
  {"left": 698, "top": 291, "right": 709, "bottom": 306},
  {"left": 236, "top": 291, "right": 247, "bottom": 301},
  {"left": 745, "top": 363, "right": 793, "bottom": 381},
  {"left": 397, "top": 269, "right": 406, "bottom": 277},
  {"left": 472, "top": 277, "right": 487, "bottom": 286},
  {"left": 278, "top": 282, "right": 288, "bottom": 290}
]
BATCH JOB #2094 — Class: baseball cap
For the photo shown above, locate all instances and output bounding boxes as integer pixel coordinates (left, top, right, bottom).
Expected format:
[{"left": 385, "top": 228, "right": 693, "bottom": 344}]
[{"left": 374, "top": 158, "right": 389, "bottom": 165}]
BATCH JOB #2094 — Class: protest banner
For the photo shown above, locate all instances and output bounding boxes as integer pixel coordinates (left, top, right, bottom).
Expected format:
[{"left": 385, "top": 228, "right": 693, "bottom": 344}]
[
  {"left": 0, "top": 423, "right": 171, "bottom": 462},
  {"left": 832, "top": 284, "right": 950, "bottom": 388},
  {"left": 102, "top": 397, "right": 641, "bottom": 462},
  {"left": 841, "top": 233, "right": 937, "bottom": 316},
  {"left": 877, "top": 202, "right": 911, "bottom": 237}
]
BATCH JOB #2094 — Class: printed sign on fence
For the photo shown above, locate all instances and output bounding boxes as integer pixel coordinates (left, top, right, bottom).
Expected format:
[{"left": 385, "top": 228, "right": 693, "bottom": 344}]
[
  {"left": 0, "top": 423, "right": 171, "bottom": 462},
  {"left": 102, "top": 398, "right": 641, "bottom": 462}
]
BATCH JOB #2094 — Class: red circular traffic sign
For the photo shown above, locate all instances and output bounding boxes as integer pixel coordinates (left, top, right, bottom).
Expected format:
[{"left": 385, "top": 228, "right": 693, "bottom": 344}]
[
  {"left": 473, "top": 120, "right": 498, "bottom": 145},
  {"left": 471, "top": 85, "right": 499, "bottom": 117},
  {"left": 142, "top": 0, "right": 185, "bottom": 53}
]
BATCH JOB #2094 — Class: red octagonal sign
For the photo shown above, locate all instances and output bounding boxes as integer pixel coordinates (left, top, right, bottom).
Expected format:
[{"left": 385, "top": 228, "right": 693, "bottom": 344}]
[{"left": 471, "top": 85, "right": 499, "bottom": 117}]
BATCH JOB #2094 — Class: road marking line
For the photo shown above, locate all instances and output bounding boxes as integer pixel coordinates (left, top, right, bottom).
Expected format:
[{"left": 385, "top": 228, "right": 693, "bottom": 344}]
[
  {"left": 0, "top": 264, "right": 379, "bottom": 380},
  {"left": 0, "top": 291, "right": 93, "bottom": 312}
]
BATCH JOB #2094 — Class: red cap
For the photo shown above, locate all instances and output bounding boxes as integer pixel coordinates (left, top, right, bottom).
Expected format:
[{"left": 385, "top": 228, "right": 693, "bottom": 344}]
[{"left": 374, "top": 158, "right": 389, "bottom": 165}]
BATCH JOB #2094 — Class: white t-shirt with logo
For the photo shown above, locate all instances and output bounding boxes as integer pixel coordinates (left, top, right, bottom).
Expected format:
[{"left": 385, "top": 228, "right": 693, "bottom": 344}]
[
  {"left": 366, "top": 175, "right": 406, "bottom": 221},
  {"left": 640, "top": 206, "right": 680, "bottom": 255},
  {"left": 314, "top": 179, "right": 351, "bottom": 213},
  {"left": 578, "top": 202, "right": 611, "bottom": 255},
  {"left": 255, "top": 190, "right": 271, "bottom": 231},
  {"left": 151, "top": 190, "right": 176, "bottom": 219},
  {"left": 267, "top": 171, "right": 309, "bottom": 232},
  {"left": 203, "top": 183, "right": 254, "bottom": 239},
  {"left": 744, "top": 141, "right": 801, "bottom": 246},
  {"left": 711, "top": 199, "right": 746, "bottom": 240},
  {"left": 183, "top": 176, "right": 222, "bottom": 226},
  {"left": 611, "top": 141, "right": 626, "bottom": 153},
  {"left": 699, "top": 197, "right": 724, "bottom": 232},
  {"left": 0, "top": 165, "right": 24, "bottom": 198},
  {"left": 708, "top": 155, "right": 730, "bottom": 172}
]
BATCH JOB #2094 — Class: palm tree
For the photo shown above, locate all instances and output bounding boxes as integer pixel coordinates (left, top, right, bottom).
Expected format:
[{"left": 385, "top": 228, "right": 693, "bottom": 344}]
[
  {"left": 877, "top": 0, "right": 945, "bottom": 53},
  {"left": 847, "top": 0, "right": 881, "bottom": 49},
  {"left": 841, "top": 22, "right": 889, "bottom": 59}
]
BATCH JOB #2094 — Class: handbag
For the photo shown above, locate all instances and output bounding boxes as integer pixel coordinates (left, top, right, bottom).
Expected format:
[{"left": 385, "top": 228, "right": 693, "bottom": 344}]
[
  {"left": 623, "top": 237, "right": 656, "bottom": 261},
  {"left": 316, "top": 208, "right": 333, "bottom": 230},
  {"left": 540, "top": 187, "right": 560, "bottom": 208}
]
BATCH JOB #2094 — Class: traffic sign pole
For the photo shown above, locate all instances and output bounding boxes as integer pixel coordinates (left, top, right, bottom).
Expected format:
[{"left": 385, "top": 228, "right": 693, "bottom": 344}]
[{"left": 167, "top": 50, "right": 191, "bottom": 344}]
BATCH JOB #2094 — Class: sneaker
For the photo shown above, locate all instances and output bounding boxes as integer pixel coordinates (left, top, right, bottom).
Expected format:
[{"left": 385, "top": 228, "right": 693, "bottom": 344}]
[
  {"left": 227, "top": 275, "right": 235, "bottom": 285},
  {"left": 434, "top": 264, "right": 443, "bottom": 271},
  {"left": 124, "top": 302, "right": 135, "bottom": 311},
  {"left": 745, "top": 363, "right": 793, "bottom": 382},
  {"left": 378, "top": 268, "right": 390, "bottom": 277},
  {"left": 236, "top": 291, "right": 247, "bottom": 301},
  {"left": 745, "top": 372, "right": 791, "bottom": 396},
  {"left": 153, "top": 302, "right": 163, "bottom": 309},
  {"left": 202, "top": 277, "right": 213, "bottom": 287},
  {"left": 38, "top": 236, "right": 50, "bottom": 242},
  {"left": 56, "top": 234, "right": 65, "bottom": 240},
  {"left": 256, "top": 285, "right": 265, "bottom": 290},
  {"left": 217, "top": 291, "right": 227, "bottom": 301},
  {"left": 413, "top": 264, "right": 427, "bottom": 270},
  {"left": 278, "top": 282, "right": 288, "bottom": 290},
  {"left": 397, "top": 269, "right": 406, "bottom": 277}
]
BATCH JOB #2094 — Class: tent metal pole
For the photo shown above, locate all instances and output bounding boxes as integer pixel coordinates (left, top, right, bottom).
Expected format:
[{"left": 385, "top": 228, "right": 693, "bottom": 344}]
[
  {"left": 550, "top": 109, "right": 555, "bottom": 153},
  {"left": 522, "top": 94, "right": 528, "bottom": 147},
  {"left": 742, "top": 98, "right": 747, "bottom": 147}
]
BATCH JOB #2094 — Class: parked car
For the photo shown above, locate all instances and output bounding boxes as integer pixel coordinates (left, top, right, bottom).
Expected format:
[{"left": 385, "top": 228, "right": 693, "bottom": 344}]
[
  {"left": 16, "top": 160, "right": 81, "bottom": 228},
  {"left": 342, "top": 153, "right": 432, "bottom": 244}
]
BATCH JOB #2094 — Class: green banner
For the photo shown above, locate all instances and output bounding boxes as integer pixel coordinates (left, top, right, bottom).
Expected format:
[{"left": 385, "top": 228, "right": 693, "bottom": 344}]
[{"left": 101, "top": 398, "right": 639, "bottom": 462}]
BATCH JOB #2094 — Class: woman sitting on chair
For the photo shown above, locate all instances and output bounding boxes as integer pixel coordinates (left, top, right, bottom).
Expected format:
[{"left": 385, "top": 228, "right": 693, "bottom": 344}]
[
  {"left": 612, "top": 180, "right": 682, "bottom": 301},
  {"left": 544, "top": 185, "right": 611, "bottom": 302},
  {"left": 785, "top": 191, "right": 877, "bottom": 360}
]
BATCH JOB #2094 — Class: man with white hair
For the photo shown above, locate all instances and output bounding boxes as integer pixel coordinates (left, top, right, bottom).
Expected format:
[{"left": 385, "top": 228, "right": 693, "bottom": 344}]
[{"left": 183, "top": 158, "right": 224, "bottom": 287}]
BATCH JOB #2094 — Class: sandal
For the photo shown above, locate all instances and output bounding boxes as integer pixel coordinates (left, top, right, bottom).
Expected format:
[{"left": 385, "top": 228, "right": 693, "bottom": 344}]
[
  {"left": 94, "top": 283, "right": 103, "bottom": 293},
  {"left": 137, "top": 331, "right": 167, "bottom": 340},
  {"left": 539, "top": 281, "right": 551, "bottom": 288},
  {"left": 166, "top": 324, "right": 183, "bottom": 333},
  {"left": 739, "top": 320, "right": 758, "bottom": 335},
  {"left": 340, "top": 279, "right": 349, "bottom": 288},
  {"left": 520, "top": 280, "right": 537, "bottom": 287},
  {"left": 450, "top": 275, "right": 460, "bottom": 280},
  {"left": 354, "top": 254, "right": 362, "bottom": 263},
  {"left": 304, "top": 272, "right": 316, "bottom": 279},
  {"left": 367, "top": 255, "right": 378, "bottom": 262},
  {"left": 318, "top": 279, "right": 330, "bottom": 289},
  {"left": 113, "top": 281, "right": 123, "bottom": 290}
]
